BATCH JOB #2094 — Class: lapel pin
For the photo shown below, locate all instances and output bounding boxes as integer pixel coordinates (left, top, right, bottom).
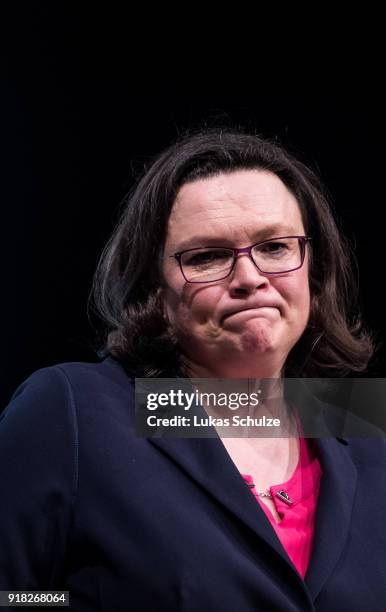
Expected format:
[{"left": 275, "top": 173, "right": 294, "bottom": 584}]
[{"left": 276, "top": 490, "right": 293, "bottom": 506}]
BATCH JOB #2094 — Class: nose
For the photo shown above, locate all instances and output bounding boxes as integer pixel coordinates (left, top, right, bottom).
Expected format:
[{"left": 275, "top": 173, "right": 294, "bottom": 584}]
[{"left": 227, "top": 252, "right": 270, "bottom": 295}]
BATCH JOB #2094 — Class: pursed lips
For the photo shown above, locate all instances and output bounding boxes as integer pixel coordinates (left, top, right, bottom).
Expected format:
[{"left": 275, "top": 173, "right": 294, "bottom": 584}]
[{"left": 221, "top": 305, "right": 280, "bottom": 324}]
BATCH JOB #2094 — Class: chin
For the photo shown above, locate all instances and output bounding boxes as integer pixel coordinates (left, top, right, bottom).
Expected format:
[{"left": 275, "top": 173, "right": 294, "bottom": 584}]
[{"left": 238, "top": 325, "right": 277, "bottom": 353}]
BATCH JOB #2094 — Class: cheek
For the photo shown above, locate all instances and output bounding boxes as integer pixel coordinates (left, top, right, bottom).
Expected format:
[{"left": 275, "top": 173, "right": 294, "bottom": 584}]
[
  {"left": 298, "top": 267, "right": 311, "bottom": 310},
  {"left": 275, "top": 271, "right": 310, "bottom": 314},
  {"left": 164, "top": 283, "right": 223, "bottom": 329},
  {"left": 191, "top": 287, "right": 224, "bottom": 321}
]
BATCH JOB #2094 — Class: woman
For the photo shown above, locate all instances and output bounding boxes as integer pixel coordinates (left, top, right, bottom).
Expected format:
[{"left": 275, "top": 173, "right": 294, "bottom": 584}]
[{"left": 1, "top": 129, "right": 384, "bottom": 611}]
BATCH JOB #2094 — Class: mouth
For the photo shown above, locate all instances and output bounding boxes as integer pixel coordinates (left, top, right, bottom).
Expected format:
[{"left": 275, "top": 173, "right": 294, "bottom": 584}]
[{"left": 221, "top": 306, "right": 280, "bottom": 324}]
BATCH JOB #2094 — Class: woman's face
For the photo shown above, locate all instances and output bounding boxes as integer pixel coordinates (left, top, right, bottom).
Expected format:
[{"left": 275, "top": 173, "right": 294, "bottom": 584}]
[{"left": 161, "top": 170, "right": 310, "bottom": 378}]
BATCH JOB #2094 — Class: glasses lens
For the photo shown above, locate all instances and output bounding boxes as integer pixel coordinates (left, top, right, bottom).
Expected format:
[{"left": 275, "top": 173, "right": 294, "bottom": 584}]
[
  {"left": 181, "top": 248, "right": 234, "bottom": 282},
  {"left": 252, "top": 238, "right": 302, "bottom": 273}
]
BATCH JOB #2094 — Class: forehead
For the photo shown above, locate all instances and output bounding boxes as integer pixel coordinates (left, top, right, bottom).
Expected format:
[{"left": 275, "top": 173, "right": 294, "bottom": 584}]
[{"left": 166, "top": 170, "right": 304, "bottom": 249}]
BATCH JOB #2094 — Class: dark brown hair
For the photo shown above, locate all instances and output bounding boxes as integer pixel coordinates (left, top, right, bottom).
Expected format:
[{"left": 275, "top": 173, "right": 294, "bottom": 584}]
[{"left": 90, "top": 128, "right": 375, "bottom": 377}]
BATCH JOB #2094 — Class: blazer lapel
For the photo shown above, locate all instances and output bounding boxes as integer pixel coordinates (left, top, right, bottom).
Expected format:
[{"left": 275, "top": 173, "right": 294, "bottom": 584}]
[
  {"left": 148, "top": 434, "right": 307, "bottom": 584},
  {"left": 304, "top": 435, "right": 357, "bottom": 600}
]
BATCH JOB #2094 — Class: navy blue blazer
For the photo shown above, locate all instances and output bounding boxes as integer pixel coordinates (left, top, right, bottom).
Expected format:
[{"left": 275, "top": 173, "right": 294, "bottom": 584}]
[{"left": 1, "top": 356, "right": 385, "bottom": 611}]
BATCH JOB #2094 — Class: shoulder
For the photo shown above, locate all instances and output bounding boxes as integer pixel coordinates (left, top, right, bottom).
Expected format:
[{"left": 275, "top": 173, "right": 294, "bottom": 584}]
[
  {"left": 14, "top": 355, "right": 132, "bottom": 391},
  {"left": 343, "top": 435, "right": 386, "bottom": 470},
  {"left": 317, "top": 398, "right": 386, "bottom": 469},
  {"left": 2, "top": 357, "right": 136, "bottom": 438},
  {"left": 5, "top": 356, "right": 134, "bottom": 408},
  {"left": 320, "top": 400, "right": 386, "bottom": 465},
  {"left": 52, "top": 355, "right": 134, "bottom": 388}
]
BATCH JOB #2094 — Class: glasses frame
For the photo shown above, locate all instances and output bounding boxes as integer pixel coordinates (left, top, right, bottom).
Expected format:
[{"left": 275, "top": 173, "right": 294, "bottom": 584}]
[{"left": 167, "top": 235, "right": 312, "bottom": 283}]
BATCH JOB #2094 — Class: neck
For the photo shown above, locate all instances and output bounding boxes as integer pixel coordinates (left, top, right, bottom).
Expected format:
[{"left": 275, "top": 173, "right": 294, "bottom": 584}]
[
  {"left": 183, "top": 355, "right": 284, "bottom": 380},
  {"left": 183, "top": 361, "right": 296, "bottom": 435}
]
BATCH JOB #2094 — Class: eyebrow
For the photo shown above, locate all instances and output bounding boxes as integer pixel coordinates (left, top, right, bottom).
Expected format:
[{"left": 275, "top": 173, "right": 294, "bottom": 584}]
[{"left": 173, "top": 224, "right": 301, "bottom": 252}]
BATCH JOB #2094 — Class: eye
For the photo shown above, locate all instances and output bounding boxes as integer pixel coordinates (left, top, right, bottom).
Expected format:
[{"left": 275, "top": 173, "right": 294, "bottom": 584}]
[
  {"left": 258, "top": 241, "right": 289, "bottom": 254},
  {"left": 184, "top": 249, "right": 232, "bottom": 267}
]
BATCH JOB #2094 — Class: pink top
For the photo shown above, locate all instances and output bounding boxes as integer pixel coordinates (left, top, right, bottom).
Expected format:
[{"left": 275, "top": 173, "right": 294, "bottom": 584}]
[{"left": 241, "top": 436, "right": 322, "bottom": 579}]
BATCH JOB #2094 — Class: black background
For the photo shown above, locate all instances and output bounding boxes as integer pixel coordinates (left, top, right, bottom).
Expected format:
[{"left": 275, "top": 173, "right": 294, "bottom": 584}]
[{"left": 1, "top": 6, "right": 385, "bottom": 407}]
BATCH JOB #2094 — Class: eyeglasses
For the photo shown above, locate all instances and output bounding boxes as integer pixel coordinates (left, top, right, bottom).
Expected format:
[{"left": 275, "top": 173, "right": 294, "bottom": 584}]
[{"left": 166, "top": 236, "right": 311, "bottom": 283}]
